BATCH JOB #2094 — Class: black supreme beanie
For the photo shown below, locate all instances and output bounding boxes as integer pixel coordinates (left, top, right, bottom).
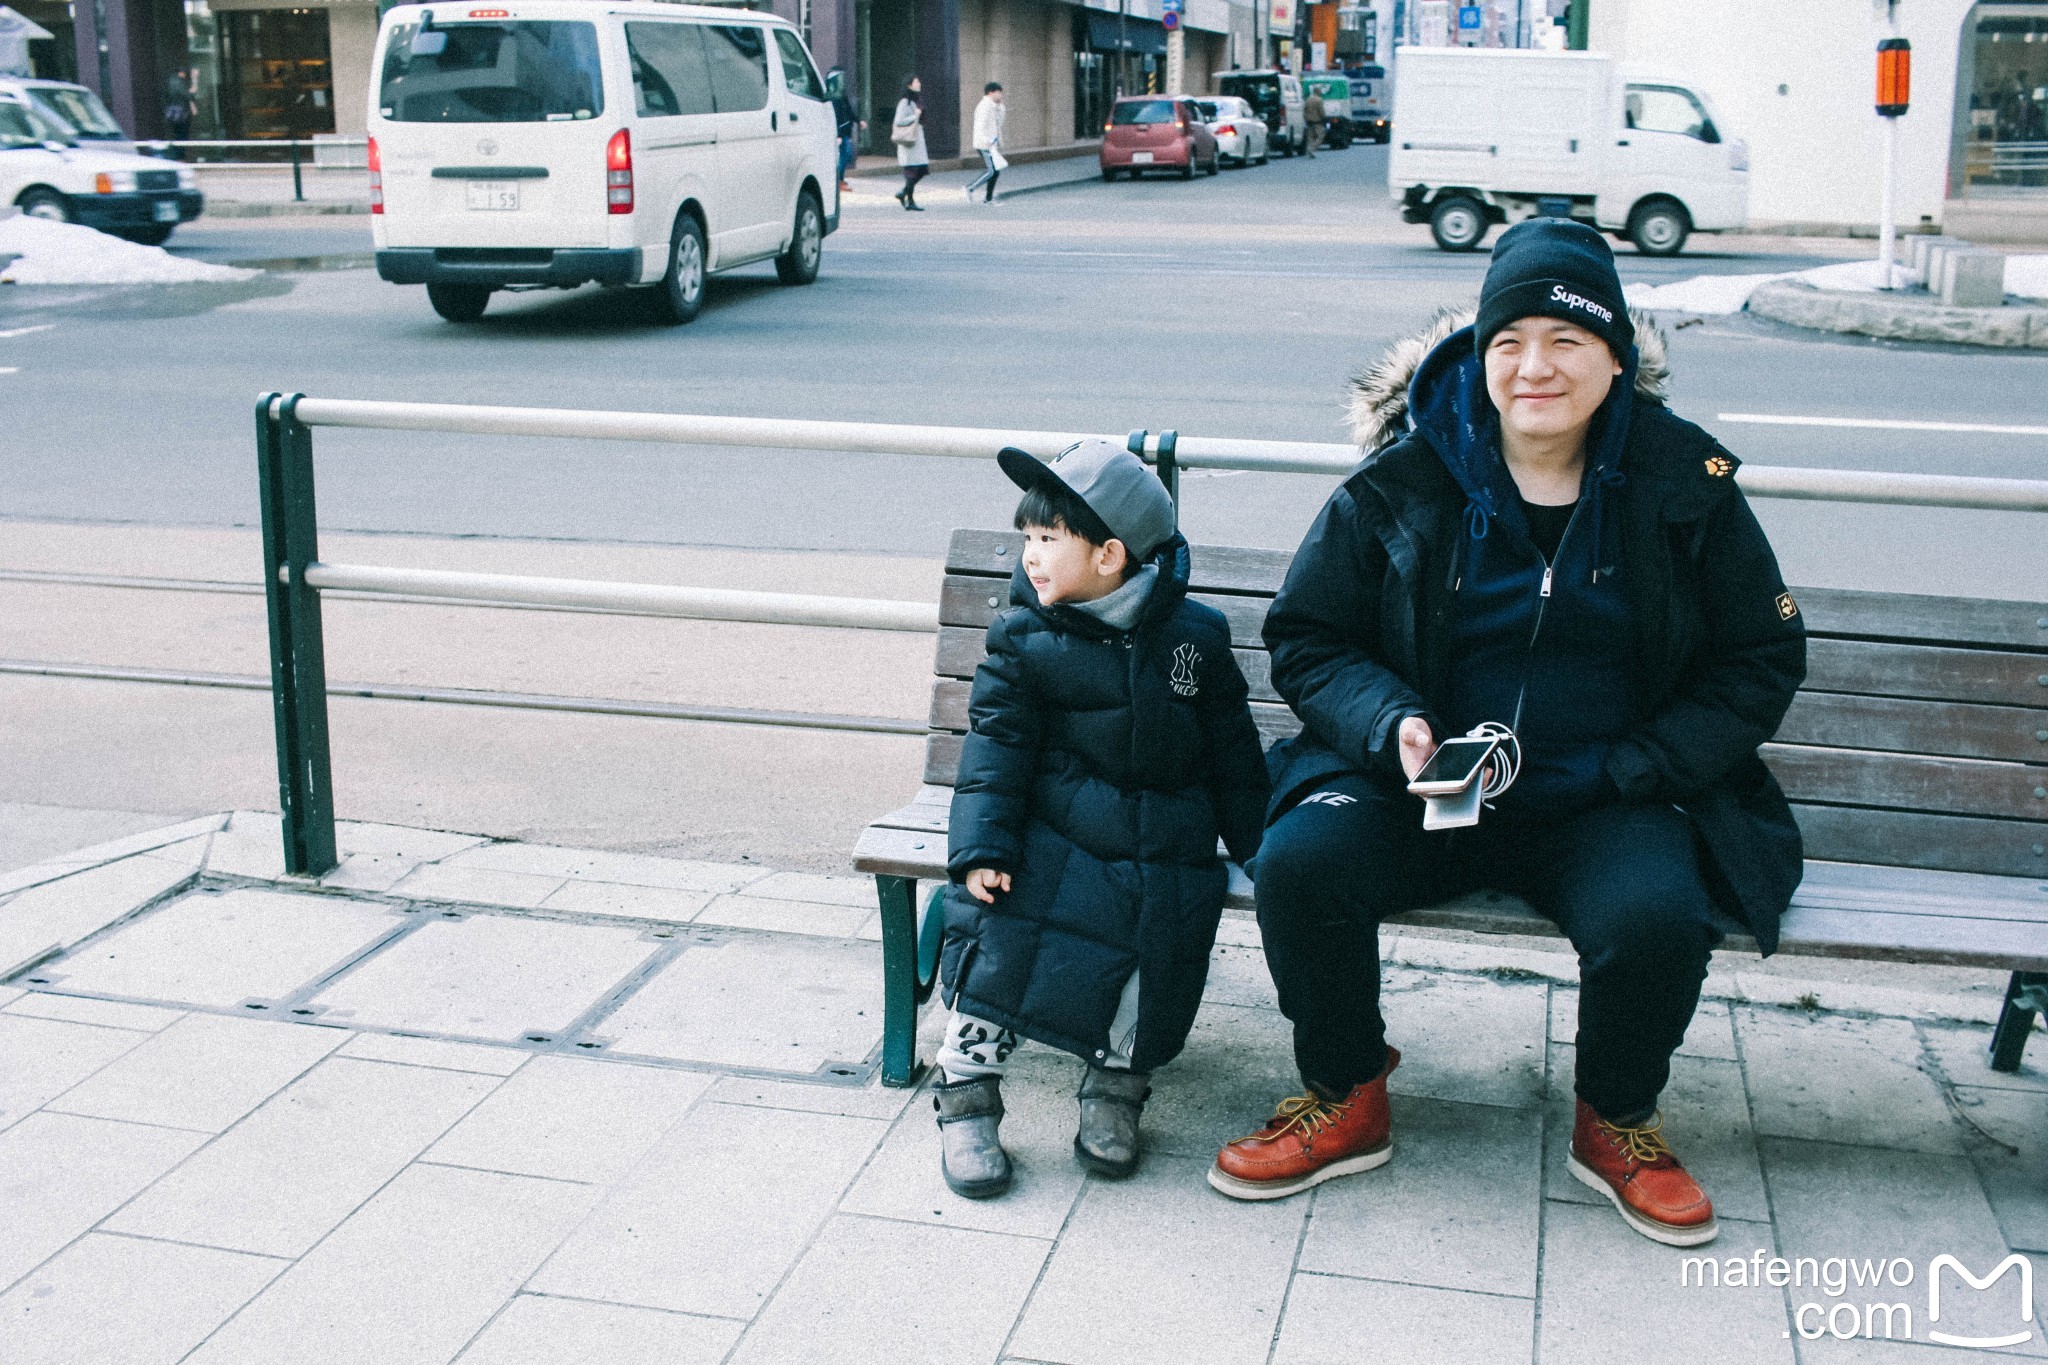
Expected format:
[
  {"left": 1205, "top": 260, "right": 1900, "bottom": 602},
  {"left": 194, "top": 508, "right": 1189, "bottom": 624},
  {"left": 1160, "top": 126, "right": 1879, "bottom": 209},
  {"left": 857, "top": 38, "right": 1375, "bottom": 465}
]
[{"left": 1474, "top": 218, "right": 1633, "bottom": 358}]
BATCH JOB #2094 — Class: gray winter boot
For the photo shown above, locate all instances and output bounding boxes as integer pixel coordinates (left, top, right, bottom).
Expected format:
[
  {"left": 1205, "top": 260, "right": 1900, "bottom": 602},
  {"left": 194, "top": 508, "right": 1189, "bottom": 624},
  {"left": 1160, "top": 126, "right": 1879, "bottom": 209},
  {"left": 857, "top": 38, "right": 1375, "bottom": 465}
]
[
  {"left": 934, "top": 1075, "right": 1012, "bottom": 1199},
  {"left": 1074, "top": 1066, "right": 1152, "bottom": 1178}
]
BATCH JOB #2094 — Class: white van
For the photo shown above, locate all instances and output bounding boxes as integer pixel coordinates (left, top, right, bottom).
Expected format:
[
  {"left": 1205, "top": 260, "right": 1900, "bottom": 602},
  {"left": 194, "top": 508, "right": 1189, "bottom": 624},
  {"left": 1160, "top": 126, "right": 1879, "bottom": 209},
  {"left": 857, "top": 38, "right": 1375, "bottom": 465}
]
[
  {"left": 1388, "top": 48, "right": 1747, "bottom": 256},
  {"left": 369, "top": 0, "right": 838, "bottom": 323}
]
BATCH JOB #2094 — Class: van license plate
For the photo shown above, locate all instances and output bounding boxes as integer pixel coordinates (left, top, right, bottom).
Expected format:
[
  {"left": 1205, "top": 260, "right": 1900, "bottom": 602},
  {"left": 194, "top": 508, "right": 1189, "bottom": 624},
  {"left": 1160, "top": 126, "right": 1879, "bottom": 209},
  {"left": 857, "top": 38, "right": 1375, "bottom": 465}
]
[
  {"left": 1131, "top": 151, "right": 1154, "bottom": 164},
  {"left": 153, "top": 201, "right": 180, "bottom": 222},
  {"left": 466, "top": 181, "right": 520, "bottom": 211}
]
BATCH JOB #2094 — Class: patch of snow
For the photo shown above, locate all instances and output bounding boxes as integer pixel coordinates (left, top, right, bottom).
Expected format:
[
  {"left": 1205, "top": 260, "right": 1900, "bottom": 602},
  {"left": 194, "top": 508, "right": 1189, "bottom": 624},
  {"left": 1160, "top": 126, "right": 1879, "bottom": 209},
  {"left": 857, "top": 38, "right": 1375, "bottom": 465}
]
[
  {"left": 0, "top": 214, "right": 258, "bottom": 285},
  {"left": 1625, "top": 257, "right": 1940, "bottom": 316},
  {"left": 2007, "top": 254, "right": 2048, "bottom": 302},
  {"left": 1623, "top": 271, "right": 1786, "bottom": 316}
]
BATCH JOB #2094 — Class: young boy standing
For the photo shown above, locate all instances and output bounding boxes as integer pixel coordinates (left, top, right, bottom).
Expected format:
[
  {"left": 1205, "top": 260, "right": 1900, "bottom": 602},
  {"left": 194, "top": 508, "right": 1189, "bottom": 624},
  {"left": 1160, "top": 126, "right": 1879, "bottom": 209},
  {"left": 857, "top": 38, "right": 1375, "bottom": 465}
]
[{"left": 933, "top": 440, "right": 1270, "bottom": 1198}]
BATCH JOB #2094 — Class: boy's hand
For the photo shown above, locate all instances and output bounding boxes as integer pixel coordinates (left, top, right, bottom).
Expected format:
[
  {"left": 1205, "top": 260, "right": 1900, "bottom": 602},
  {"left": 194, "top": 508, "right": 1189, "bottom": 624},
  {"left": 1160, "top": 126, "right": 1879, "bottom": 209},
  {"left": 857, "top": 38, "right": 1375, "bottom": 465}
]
[
  {"left": 965, "top": 868, "right": 1011, "bottom": 904},
  {"left": 1398, "top": 715, "right": 1435, "bottom": 781}
]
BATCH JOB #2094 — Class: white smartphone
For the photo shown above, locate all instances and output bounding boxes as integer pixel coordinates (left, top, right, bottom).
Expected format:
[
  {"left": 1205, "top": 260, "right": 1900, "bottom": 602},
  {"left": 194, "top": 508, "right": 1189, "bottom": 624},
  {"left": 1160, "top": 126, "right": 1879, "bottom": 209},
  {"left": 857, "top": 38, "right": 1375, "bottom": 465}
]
[{"left": 1406, "top": 735, "right": 1501, "bottom": 796}]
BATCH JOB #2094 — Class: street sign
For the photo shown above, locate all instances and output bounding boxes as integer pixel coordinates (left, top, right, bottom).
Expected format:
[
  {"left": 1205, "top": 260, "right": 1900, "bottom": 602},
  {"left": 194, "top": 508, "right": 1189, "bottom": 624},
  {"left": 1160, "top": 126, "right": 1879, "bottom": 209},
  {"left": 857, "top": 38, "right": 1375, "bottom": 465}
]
[
  {"left": 1163, "top": 11, "right": 1180, "bottom": 29},
  {"left": 1458, "top": 4, "right": 1482, "bottom": 29}
]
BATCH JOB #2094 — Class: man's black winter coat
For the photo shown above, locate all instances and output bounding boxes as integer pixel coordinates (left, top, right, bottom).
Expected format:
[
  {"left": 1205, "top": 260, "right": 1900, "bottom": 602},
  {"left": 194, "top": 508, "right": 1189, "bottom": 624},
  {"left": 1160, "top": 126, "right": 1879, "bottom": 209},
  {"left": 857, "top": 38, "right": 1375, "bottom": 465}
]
[
  {"left": 943, "top": 537, "right": 1270, "bottom": 1070},
  {"left": 1265, "top": 315, "right": 1808, "bottom": 952}
]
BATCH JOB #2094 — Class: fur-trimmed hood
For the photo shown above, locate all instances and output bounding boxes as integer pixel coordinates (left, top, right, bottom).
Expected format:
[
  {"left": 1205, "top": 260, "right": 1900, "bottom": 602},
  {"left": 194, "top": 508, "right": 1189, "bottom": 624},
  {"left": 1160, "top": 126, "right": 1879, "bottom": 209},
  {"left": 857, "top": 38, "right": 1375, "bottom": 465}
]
[{"left": 1346, "top": 305, "right": 1671, "bottom": 454}]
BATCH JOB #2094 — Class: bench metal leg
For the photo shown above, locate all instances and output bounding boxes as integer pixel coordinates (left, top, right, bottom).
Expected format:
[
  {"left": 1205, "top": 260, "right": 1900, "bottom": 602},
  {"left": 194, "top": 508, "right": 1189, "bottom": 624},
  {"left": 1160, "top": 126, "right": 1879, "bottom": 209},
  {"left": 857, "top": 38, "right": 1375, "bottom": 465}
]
[
  {"left": 875, "top": 876, "right": 947, "bottom": 1087},
  {"left": 1989, "top": 971, "right": 2048, "bottom": 1073}
]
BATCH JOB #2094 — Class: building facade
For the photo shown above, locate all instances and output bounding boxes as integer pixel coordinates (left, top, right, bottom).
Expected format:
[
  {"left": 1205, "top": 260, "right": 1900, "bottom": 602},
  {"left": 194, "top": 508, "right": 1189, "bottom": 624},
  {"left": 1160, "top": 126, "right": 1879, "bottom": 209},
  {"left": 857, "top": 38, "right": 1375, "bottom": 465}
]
[
  {"left": 1590, "top": 0, "right": 2048, "bottom": 238},
  {"left": 32, "top": 0, "right": 1253, "bottom": 157}
]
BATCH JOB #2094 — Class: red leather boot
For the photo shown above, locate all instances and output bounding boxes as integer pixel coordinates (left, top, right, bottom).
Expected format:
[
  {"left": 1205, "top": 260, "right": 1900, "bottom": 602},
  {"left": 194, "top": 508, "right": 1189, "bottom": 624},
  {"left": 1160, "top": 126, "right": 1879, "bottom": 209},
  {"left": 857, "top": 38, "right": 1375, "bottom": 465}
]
[
  {"left": 1568, "top": 1100, "right": 1718, "bottom": 1246},
  {"left": 1208, "top": 1048, "right": 1400, "bottom": 1201}
]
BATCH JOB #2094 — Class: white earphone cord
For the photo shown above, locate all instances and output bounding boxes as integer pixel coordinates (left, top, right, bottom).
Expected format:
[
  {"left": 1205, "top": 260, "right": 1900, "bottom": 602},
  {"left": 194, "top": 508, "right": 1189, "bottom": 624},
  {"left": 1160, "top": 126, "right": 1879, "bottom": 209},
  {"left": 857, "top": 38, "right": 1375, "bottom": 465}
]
[{"left": 1468, "top": 721, "right": 1521, "bottom": 801}]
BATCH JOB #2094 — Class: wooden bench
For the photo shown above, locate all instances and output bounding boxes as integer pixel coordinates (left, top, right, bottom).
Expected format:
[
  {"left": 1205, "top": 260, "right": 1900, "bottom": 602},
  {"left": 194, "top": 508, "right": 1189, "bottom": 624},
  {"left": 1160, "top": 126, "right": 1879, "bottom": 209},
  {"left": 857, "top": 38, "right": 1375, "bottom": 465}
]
[{"left": 855, "top": 528, "right": 2048, "bottom": 1087}]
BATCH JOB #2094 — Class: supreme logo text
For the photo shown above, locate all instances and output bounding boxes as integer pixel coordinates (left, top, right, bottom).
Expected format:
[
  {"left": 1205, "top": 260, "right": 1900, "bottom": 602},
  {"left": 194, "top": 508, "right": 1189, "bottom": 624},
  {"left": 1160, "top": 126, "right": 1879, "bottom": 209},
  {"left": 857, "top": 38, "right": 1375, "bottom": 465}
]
[{"left": 1549, "top": 284, "right": 1614, "bottom": 324}]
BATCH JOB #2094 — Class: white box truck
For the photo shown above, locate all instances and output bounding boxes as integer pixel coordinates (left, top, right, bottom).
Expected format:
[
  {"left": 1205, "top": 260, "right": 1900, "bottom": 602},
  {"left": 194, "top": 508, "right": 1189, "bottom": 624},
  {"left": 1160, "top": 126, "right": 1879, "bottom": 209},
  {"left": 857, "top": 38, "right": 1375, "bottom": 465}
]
[{"left": 1388, "top": 48, "right": 1747, "bottom": 256}]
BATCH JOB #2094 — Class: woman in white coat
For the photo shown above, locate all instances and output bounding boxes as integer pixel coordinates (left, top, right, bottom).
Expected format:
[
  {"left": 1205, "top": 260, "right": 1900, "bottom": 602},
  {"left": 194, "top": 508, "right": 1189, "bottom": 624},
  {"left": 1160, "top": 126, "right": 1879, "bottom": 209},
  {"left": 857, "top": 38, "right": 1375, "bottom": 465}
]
[{"left": 892, "top": 76, "right": 930, "bottom": 211}]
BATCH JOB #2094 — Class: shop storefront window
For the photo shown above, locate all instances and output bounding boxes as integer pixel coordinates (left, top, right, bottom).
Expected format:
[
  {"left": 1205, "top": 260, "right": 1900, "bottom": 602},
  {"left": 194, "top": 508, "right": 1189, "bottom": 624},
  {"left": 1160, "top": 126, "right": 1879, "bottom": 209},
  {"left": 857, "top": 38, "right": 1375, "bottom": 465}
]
[
  {"left": 1961, "top": 3, "right": 2048, "bottom": 193},
  {"left": 219, "top": 8, "right": 335, "bottom": 139}
]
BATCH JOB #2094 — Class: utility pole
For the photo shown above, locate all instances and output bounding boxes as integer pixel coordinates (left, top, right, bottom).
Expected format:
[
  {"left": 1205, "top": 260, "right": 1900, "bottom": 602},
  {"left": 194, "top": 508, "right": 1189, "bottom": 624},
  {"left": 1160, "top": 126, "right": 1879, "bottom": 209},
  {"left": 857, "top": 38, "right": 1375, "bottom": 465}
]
[
  {"left": 1874, "top": 0, "right": 1911, "bottom": 289},
  {"left": 1119, "top": 0, "right": 1129, "bottom": 97}
]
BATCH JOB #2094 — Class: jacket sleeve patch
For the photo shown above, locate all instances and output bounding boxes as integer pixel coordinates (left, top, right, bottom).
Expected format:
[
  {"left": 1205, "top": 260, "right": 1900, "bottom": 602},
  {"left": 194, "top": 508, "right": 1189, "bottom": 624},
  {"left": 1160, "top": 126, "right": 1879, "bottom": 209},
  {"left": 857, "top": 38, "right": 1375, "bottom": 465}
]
[
  {"left": 1775, "top": 591, "right": 1799, "bottom": 621},
  {"left": 1705, "top": 455, "right": 1735, "bottom": 478}
]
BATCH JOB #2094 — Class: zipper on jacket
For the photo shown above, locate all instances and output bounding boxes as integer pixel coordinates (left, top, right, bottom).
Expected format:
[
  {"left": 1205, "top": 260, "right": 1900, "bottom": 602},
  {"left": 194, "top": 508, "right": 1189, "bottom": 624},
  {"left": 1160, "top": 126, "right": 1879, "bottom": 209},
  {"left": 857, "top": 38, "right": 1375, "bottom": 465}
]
[{"left": 1511, "top": 499, "right": 1581, "bottom": 732}]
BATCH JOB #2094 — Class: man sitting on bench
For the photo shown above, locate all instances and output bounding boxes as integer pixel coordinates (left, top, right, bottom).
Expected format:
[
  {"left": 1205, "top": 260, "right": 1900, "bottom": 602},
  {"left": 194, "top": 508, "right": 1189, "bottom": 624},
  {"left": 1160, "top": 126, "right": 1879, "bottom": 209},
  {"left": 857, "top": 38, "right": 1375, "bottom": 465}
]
[{"left": 1208, "top": 220, "right": 1808, "bottom": 1248}]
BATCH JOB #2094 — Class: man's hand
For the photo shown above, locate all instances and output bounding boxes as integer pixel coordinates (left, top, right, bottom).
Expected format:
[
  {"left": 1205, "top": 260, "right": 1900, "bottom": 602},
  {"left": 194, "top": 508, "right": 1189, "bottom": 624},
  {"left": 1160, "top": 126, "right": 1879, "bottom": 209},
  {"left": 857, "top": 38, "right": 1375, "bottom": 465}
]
[
  {"left": 1398, "top": 715, "right": 1435, "bottom": 781},
  {"left": 965, "top": 867, "right": 1011, "bottom": 904}
]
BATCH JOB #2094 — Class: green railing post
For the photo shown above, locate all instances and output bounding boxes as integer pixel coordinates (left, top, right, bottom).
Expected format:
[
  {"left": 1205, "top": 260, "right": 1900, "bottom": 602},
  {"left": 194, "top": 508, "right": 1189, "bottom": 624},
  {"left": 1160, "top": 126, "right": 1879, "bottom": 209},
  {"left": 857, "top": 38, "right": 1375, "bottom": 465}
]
[{"left": 257, "top": 393, "right": 338, "bottom": 875}]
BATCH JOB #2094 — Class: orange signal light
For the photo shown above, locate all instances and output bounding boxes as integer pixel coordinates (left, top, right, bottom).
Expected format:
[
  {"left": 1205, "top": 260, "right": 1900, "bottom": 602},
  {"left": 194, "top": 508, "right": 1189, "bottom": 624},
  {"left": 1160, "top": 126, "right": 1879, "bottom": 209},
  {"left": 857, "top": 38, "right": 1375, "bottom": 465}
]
[{"left": 1876, "top": 38, "right": 1910, "bottom": 117}]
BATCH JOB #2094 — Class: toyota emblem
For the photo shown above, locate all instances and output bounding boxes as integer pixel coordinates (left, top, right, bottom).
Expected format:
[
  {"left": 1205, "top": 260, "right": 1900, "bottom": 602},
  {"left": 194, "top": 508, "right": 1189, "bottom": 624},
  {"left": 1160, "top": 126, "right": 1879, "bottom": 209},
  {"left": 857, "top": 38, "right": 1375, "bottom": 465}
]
[{"left": 477, "top": 138, "right": 498, "bottom": 155}]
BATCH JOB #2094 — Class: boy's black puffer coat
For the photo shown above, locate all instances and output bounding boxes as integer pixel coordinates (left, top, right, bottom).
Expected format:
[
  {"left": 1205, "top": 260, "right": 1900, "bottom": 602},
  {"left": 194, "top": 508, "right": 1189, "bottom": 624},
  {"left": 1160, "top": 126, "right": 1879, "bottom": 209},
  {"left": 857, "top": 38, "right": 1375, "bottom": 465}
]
[
  {"left": 1265, "top": 308, "right": 1808, "bottom": 952},
  {"left": 943, "top": 536, "right": 1270, "bottom": 1071}
]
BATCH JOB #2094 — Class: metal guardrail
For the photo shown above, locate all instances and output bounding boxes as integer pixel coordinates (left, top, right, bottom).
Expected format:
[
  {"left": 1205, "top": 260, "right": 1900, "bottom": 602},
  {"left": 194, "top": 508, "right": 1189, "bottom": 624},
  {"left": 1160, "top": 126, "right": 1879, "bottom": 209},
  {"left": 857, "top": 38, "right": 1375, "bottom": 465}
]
[
  {"left": 257, "top": 392, "right": 2048, "bottom": 876},
  {"left": 139, "top": 138, "right": 370, "bottom": 201}
]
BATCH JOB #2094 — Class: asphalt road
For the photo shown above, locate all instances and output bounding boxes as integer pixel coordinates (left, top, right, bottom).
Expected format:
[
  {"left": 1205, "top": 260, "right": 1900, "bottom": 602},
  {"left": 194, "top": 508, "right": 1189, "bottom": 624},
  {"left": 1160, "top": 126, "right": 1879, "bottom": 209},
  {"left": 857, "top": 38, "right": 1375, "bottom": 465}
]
[{"left": 5, "top": 145, "right": 2046, "bottom": 598}]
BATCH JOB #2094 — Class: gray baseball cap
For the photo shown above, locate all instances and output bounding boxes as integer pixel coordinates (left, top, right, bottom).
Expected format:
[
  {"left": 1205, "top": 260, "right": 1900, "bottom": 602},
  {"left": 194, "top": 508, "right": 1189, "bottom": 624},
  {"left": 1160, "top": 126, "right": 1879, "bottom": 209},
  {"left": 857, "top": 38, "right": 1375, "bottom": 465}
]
[{"left": 997, "top": 439, "right": 1177, "bottom": 562}]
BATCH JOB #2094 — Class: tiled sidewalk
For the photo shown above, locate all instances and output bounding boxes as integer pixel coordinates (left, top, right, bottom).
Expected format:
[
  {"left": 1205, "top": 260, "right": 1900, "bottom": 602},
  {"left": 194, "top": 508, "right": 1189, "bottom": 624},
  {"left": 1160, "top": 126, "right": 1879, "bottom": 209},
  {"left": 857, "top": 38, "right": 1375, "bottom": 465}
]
[{"left": 0, "top": 813, "right": 2042, "bottom": 1364}]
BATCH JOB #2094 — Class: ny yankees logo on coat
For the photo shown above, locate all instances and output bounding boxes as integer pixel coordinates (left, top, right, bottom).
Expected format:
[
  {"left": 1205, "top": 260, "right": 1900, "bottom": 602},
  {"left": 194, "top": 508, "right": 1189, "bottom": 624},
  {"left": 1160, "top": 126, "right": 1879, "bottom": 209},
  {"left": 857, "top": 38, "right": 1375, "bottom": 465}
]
[{"left": 1170, "top": 642, "right": 1201, "bottom": 697}]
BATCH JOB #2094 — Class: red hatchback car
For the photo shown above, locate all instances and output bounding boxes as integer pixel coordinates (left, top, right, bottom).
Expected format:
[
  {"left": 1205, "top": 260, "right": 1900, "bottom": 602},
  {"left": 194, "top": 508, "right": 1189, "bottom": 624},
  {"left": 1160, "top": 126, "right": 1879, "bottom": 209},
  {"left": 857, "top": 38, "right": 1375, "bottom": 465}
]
[{"left": 1100, "top": 96, "right": 1220, "bottom": 180}]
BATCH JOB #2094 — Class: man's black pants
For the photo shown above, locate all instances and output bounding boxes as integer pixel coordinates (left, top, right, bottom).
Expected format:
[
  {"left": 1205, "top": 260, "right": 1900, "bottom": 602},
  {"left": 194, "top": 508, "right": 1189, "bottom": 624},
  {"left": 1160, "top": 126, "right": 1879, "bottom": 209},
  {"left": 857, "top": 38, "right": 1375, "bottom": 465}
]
[{"left": 1253, "top": 772, "right": 1719, "bottom": 1121}]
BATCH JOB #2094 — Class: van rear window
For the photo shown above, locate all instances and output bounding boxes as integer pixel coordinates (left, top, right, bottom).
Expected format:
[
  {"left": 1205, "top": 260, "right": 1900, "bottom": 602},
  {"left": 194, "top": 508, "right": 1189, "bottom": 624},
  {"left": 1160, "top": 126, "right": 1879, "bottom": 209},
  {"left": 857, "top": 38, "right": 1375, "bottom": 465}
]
[{"left": 379, "top": 20, "right": 603, "bottom": 123}]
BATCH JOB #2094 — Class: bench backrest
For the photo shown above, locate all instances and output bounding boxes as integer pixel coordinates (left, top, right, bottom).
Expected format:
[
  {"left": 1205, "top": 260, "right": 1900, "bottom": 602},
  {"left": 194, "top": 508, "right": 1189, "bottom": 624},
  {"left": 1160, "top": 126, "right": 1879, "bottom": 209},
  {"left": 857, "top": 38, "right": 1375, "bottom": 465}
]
[{"left": 926, "top": 529, "right": 2048, "bottom": 881}]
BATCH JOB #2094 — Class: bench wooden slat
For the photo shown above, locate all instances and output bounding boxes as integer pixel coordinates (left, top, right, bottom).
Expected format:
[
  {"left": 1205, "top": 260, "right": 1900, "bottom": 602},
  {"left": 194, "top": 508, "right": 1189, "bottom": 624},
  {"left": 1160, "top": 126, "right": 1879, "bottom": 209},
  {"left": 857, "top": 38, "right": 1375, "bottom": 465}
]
[
  {"left": 1777, "top": 692, "right": 2048, "bottom": 764},
  {"left": 945, "top": 529, "right": 1296, "bottom": 596},
  {"left": 853, "top": 824, "right": 2046, "bottom": 973},
  {"left": 1772, "top": 907, "right": 2048, "bottom": 972},
  {"left": 1764, "top": 743, "right": 2048, "bottom": 821},
  {"left": 1792, "top": 804, "right": 2048, "bottom": 879},
  {"left": 939, "top": 574, "right": 1274, "bottom": 647},
  {"left": 1806, "top": 639, "right": 2048, "bottom": 708},
  {"left": 1795, "top": 587, "right": 2048, "bottom": 652}
]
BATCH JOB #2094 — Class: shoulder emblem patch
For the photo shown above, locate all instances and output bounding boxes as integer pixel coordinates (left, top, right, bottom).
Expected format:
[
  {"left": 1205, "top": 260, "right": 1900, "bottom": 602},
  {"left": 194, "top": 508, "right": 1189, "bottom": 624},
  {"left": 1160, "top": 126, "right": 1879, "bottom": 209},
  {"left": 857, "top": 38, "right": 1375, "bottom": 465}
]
[
  {"left": 1776, "top": 591, "right": 1799, "bottom": 621},
  {"left": 1705, "top": 455, "right": 1735, "bottom": 478},
  {"left": 1170, "top": 643, "right": 1201, "bottom": 697}
]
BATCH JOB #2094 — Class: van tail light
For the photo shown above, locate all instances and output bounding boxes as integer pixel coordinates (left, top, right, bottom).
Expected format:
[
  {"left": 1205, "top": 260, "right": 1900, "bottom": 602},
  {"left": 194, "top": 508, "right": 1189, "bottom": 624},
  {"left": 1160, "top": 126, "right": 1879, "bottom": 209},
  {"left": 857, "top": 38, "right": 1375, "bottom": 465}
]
[
  {"left": 94, "top": 172, "right": 114, "bottom": 194},
  {"left": 606, "top": 128, "right": 633, "bottom": 214},
  {"left": 367, "top": 137, "right": 383, "bottom": 214}
]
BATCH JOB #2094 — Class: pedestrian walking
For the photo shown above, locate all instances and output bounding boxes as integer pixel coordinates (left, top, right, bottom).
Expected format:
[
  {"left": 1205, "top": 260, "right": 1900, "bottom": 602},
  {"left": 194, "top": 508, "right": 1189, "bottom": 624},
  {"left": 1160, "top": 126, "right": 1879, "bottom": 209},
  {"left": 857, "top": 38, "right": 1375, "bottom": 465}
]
[
  {"left": 933, "top": 441, "right": 1269, "bottom": 1199},
  {"left": 891, "top": 76, "right": 929, "bottom": 211},
  {"left": 1302, "top": 85, "right": 1325, "bottom": 157},
  {"left": 1211, "top": 218, "right": 1806, "bottom": 1250},
  {"left": 965, "top": 81, "right": 1006, "bottom": 204},
  {"left": 162, "top": 70, "right": 194, "bottom": 155},
  {"left": 827, "top": 67, "right": 861, "bottom": 195}
]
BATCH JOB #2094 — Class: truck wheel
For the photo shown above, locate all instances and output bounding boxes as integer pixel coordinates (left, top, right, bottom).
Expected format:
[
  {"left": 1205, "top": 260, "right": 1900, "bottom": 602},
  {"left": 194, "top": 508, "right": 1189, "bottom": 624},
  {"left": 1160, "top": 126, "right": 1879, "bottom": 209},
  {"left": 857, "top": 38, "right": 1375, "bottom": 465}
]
[
  {"left": 774, "top": 190, "right": 823, "bottom": 285},
  {"left": 17, "top": 188, "right": 71, "bottom": 223},
  {"left": 1429, "top": 196, "right": 1488, "bottom": 252},
  {"left": 654, "top": 213, "right": 707, "bottom": 324},
  {"left": 1627, "top": 199, "right": 1690, "bottom": 256},
  {"left": 426, "top": 283, "right": 491, "bottom": 323},
  {"left": 1102, "top": 166, "right": 1117, "bottom": 181}
]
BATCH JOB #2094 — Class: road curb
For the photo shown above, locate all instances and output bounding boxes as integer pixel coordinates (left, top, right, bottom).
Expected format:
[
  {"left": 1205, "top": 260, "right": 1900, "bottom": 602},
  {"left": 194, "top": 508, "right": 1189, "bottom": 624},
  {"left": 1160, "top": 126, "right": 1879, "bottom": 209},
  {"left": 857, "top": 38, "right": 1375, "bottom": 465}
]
[{"left": 1748, "top": 278, "right": 2048, "bottom": 349}]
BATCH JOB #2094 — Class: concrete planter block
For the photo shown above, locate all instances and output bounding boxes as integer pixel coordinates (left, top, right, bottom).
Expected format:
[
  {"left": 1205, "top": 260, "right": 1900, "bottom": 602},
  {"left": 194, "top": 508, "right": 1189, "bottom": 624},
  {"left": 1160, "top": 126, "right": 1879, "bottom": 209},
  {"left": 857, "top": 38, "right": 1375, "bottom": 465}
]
[
  {"left": 1908, "top": 234, "right": 1963, "bottom": 276},
  {"left": 1940, "top": 249, "right": 2006, "bottom": 308}
]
